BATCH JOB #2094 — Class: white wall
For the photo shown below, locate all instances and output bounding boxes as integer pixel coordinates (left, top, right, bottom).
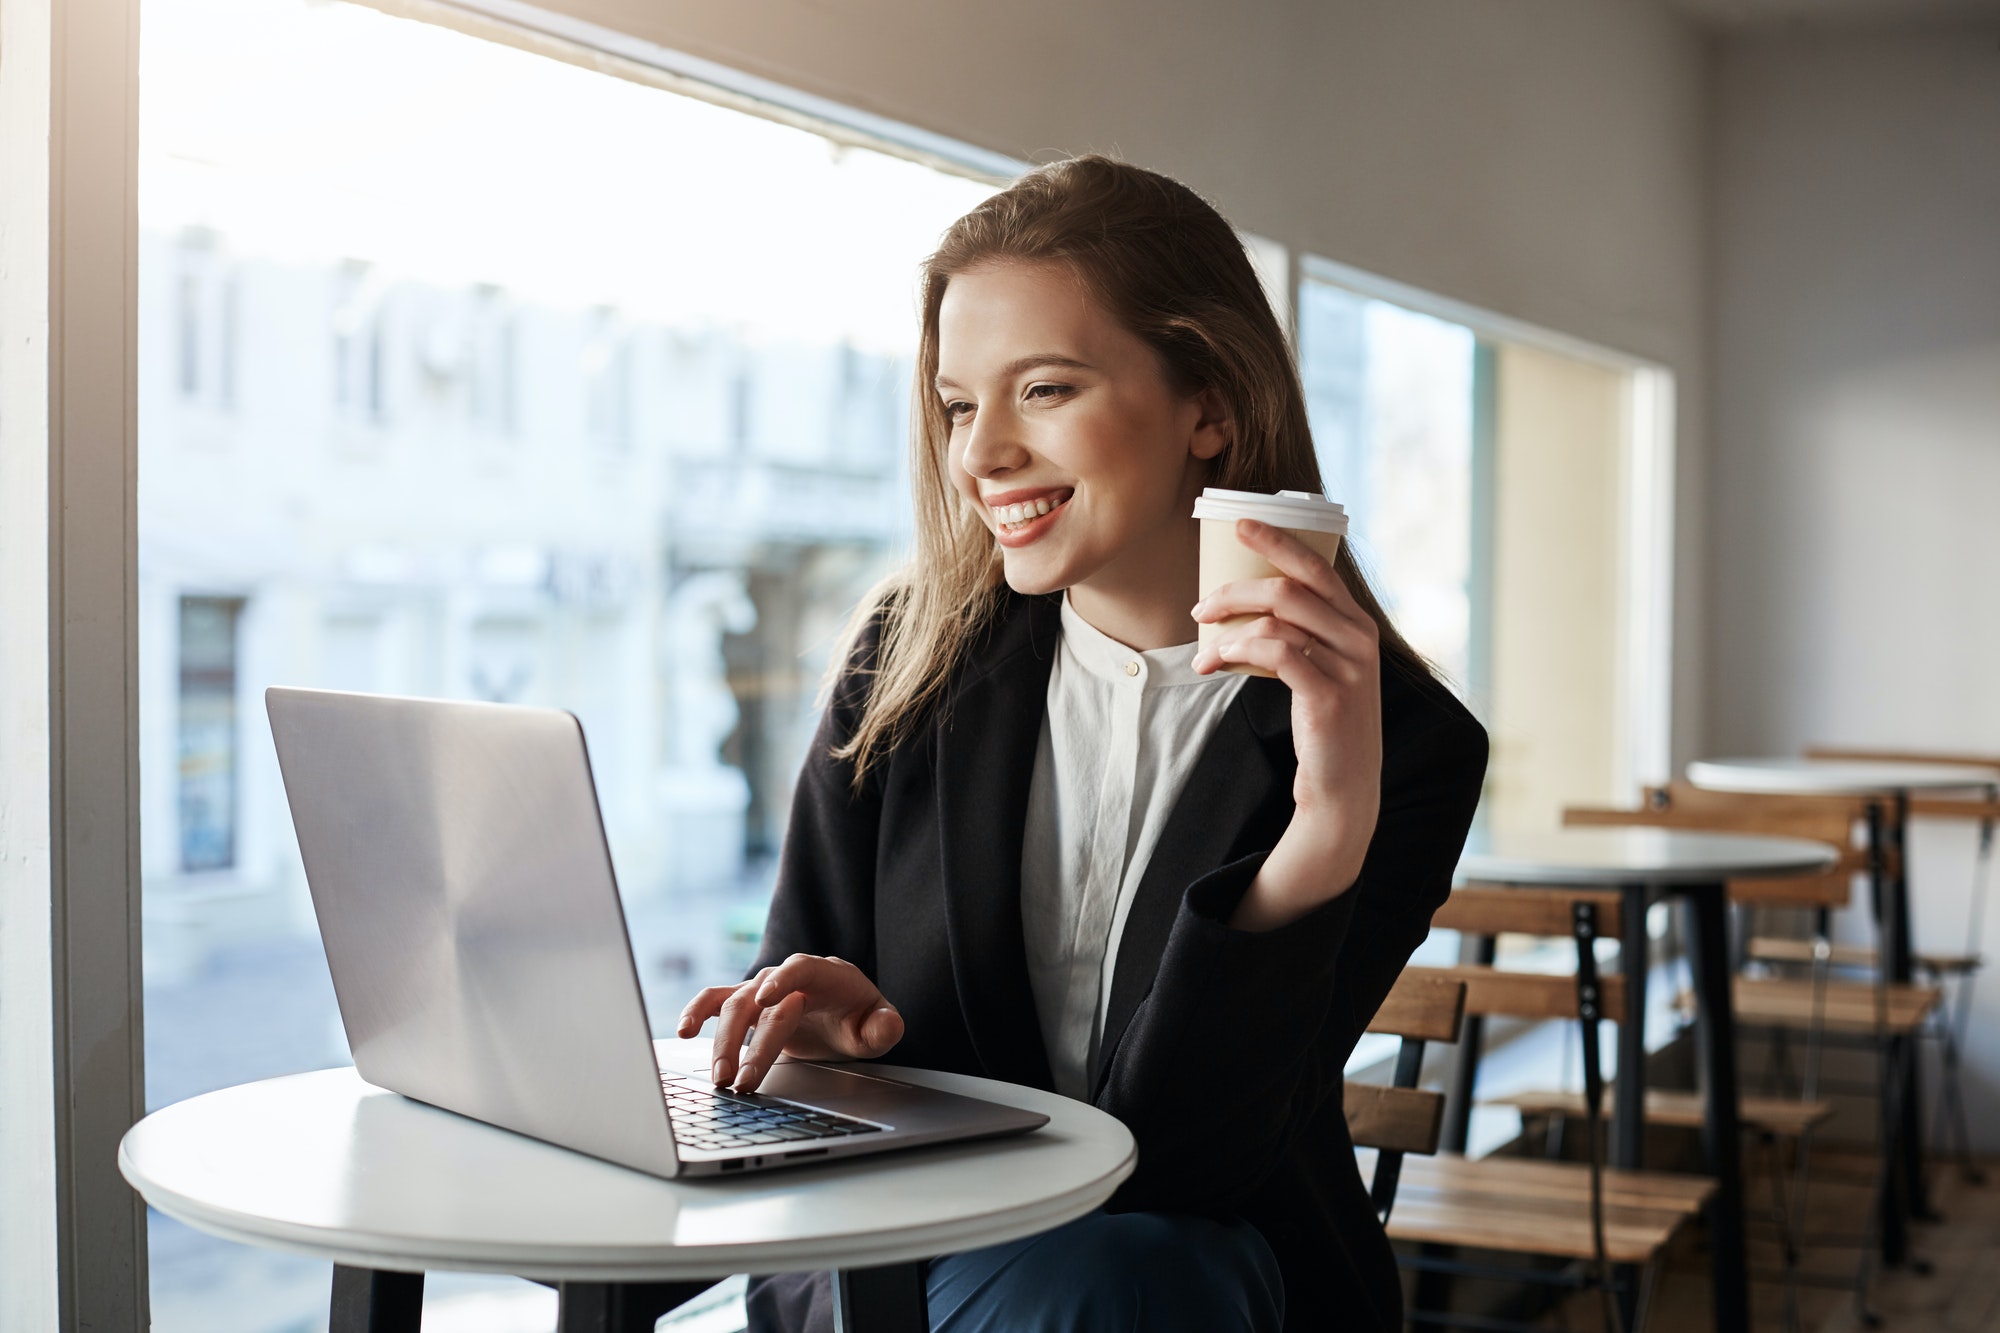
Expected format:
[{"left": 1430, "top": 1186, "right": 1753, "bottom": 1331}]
[
  {"left": 1708, "top": 22, "right": 2000, "bottom": 1143},
  {"left": 498, "top": 0, "right": 1717, "bottom": 763}
]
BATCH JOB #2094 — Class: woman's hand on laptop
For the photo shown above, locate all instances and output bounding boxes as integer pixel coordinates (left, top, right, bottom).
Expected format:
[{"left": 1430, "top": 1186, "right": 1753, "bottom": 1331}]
[{"left": 678, "top": 953, "right": 905, "bottom": 1093}]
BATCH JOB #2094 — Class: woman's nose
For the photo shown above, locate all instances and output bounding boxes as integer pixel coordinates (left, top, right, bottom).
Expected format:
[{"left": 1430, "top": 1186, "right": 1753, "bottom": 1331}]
[{"left": 959, "top": 407, "right": 1029, "bottom": 479}]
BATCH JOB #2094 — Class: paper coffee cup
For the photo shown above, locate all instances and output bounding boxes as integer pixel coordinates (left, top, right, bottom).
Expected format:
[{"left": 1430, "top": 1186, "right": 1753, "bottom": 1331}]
[{"left": 1192, "top": 488, "right": 1349, "bottom": 678}]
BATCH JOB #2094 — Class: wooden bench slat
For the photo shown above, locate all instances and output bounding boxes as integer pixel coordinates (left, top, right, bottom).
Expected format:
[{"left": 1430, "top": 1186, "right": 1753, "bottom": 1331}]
[
  {"left": 1385, "top": 1194, "right": 1695, "bottom": 1264},
  {"left": 1367, "top": 972, "right": 1466, "bottom": 1043},
  {"left": 1908, "top": 794, "right": 2000, "bottom": 821},
  {"left": 1728, "top": 872, "right": 1853, "bottom": 909},
  {"left": 1435, "top": 886, "right": 1623, "bottom": 939},
  {"left": 1701, "top": 978, "right": 1942, "bottom": 1035},
  {"left": 1395, "top": 1152, "right": 1716, "bottom": 1210},
  {"left": 1344, "top": 1083, "right": 1446, "bottom": 1155},
  {"left": 1492, "top": 1088, "right": 1836, "bottom": 1137},
  {"left": 1403, "top": 964, "right": 1626, "bottom": 1023},
  {"left": 1362, "top": 1152, "right": 1715, "bottom": 1264},
  {"left": 1746, "top": 936, "right": 1981, "bottom": 974}
]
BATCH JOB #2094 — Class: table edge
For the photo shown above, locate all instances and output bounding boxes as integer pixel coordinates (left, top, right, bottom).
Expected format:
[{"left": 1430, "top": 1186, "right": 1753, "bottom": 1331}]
[
  {"left": 1456, "top": 856, "right": 1839, "bottom": 885},
  {"left": 119, "top": 1131, "right": 1137, "bottom": 1281},
  {"left": 1686, "top": 761, "right": 2000, "bottom": 795}
]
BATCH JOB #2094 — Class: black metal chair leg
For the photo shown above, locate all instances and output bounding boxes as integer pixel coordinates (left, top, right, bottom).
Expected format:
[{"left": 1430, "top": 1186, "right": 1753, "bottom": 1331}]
[{"left": 331, "top": 1266, "right": 424, "bottom": 1333}]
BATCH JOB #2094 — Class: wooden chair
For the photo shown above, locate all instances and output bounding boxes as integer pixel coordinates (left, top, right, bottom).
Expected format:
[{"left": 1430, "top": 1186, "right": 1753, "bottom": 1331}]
[
  {"left": 1562, "top": 785, "right": 1941, "bottom": 1061},
  {"left": 1805, "top": 745, "right": 1997, "bottom": 1182},
  {"left": 1349, "top": 970, "right": 1467, "bottom": 1223},
  {"left": 1383, "top": 889, "right": 1713, "bottom": 1333},
  {"left": 1564, "top": 788, "right": 1943, "bottom": 1326}
]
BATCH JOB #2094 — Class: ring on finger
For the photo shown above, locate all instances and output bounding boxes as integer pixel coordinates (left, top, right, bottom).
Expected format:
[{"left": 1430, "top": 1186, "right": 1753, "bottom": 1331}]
[{"left": 1301, "top": 640, "right": 1313, "bottom": 660}]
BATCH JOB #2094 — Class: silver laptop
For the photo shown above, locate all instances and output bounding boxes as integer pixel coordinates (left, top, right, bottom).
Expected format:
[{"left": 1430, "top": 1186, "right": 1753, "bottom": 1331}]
[{"left": 266, "top": 686, "right": 1046, "bottom": 1178}]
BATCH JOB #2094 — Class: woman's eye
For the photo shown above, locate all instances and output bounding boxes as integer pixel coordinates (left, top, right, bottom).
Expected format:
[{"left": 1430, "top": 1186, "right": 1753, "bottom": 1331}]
[
  {"left": 1026, "top": 383, "right": 1073, "bottom": 403},
  {"left": 942, "top": 400, "right": 973, "bottom": 423}
]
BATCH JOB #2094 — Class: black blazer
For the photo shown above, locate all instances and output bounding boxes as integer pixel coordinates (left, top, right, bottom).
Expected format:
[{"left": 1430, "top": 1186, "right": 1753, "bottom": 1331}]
[{"left": 745, "top": 589, "right": 1487, "bottom": 1332}]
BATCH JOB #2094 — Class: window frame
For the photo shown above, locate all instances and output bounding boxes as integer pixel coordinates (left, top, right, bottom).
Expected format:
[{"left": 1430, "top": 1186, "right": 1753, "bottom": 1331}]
[{"left": 0, "top": 0, "right": 148, "bottom": 1327}]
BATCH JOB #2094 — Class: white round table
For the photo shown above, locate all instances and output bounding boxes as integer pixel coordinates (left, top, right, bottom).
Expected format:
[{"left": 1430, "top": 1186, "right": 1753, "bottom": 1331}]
[
  {"left": 1460, "top": 827, "right": 1840, "bottom": 886},
  {"left": 1454, "top": 827, "right": 1839, "bottom": 1333},
  {"left": 1687, "top": 757, "right": 2000, "bottom": 797},
  {"left": 119, "top": 1039, "right": 1135, "bottom": 1332}
]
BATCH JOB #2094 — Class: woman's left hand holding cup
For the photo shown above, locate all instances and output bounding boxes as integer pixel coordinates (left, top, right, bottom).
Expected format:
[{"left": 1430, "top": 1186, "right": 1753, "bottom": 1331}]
[{"left": 1191, "top": 518, "right": 1383, "bottom": 930}]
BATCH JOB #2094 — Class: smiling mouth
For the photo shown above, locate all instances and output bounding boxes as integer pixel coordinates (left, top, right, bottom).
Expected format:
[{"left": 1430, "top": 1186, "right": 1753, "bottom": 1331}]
[{"left": 990, "top": 490, "right": 1073, "bottom": 533}]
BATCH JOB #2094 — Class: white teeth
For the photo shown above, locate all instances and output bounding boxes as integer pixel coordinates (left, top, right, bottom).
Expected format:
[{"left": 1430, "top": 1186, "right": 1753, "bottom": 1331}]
[{"left": 992, "top": 495, "right": 1064, "bottom": 531}]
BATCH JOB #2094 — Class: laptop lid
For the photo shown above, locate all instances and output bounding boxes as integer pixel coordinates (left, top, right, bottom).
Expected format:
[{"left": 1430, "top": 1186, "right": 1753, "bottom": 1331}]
[{"left": 267, "top": 687, "right": 681, "bottom": 1177}]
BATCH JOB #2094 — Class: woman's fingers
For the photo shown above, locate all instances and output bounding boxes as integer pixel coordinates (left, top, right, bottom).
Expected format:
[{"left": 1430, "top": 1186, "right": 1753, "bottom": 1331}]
[
  {"left": 1195, "top": 582, "right": 1376, "bottom": 667},
  {"left": 1210, "top": 631, "right": 1333, "bottom": 695},
  {"left": 708, "top": 977, "right": 772, "bottom": 1085},
  {"left": 732, "top": 989, "right": 806, "bottom": 1092},
  {"left": 677, "top": 984, "right": 742, "bottom": 1038},
  {"left": 1234, "top": 519, "right": 1358, "bottom": 613},
  {"left": 695, "top": 954, "right": 905, "bottom": 1085},
  {"left": 851, "top": 1003, "right": 906, "bottom": 1058},
  {"left": 754, "top": 953, "right": 851, "bottom": 1006},
  {"left": 1193, "top": 615, "right": 1330, "bottom": 677}
]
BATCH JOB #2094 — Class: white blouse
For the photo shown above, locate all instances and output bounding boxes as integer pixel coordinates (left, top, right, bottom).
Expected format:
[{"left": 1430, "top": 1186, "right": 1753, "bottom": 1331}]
[{"left": 1020, "top": 595, "right": 1248, "bottom": 1100}]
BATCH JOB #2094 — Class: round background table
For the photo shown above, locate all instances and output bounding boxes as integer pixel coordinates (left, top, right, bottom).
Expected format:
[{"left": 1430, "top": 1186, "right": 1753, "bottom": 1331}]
[
  {"left": 1460, "top": 827, "right": 1840, "bottom": 886},
  {"left": 120, "top": 1038, "right": 1135, "bottom": 1331},
  {"left": 1454, "top": 826, "right": 1839, "bottom": 1333},
  {"left": 1687, "top": 756, "right": 2000, "bottom": 797}
]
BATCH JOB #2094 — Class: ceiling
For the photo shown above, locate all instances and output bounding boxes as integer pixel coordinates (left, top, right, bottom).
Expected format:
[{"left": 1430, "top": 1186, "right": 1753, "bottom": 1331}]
[{"left": 1666, "top": 0, "right": 2000, "bottom": 28}]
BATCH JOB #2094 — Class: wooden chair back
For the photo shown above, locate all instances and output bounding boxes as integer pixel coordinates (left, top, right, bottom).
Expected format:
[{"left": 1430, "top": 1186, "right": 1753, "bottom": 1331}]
[
  {"left": 1564, "top": 780, "right": 1864, "bottom": 909},
  {"left": 1807, "top": 746, "right": 2000, "bottom": 822},
  {"left": 1349, "top": 971, "right": 1465, "bottom": 1223},
  {"left": 1424, "top": 887, "right": 1627, "bottom": 1022}
]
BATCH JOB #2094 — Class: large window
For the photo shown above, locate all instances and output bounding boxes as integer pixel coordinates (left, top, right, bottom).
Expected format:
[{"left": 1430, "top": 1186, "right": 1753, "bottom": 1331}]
[
  {"left": 1299, "top": 264, "right": 1673, "bottom": 838},
  {"left": 139, "top": 0, "right": 993, "bottom": 1325}
]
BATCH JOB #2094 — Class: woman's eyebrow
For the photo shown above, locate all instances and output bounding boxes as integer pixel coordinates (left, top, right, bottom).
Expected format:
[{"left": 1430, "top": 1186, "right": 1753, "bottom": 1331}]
[{"left": 934, "top": 355, "right": 1095, "bottom": 391}]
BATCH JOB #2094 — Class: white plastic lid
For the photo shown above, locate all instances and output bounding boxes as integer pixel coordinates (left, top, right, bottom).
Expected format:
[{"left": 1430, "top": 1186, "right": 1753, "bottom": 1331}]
[{"left": 1191, "top": 487, "right": 1349, "bottom": 535}]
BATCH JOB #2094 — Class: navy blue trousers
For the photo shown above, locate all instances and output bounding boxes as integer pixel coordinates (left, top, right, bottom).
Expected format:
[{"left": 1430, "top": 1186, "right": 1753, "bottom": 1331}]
[
  {"left": 744, "top": 1209, "right": 1283, "bottom": 1332},
  {"left": 923, "top": 1209, "right": 1284, "bottom": 1332}
]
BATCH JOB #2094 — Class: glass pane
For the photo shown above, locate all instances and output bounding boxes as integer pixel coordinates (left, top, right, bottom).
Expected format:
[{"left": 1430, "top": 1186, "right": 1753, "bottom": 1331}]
[
  {"left": 138, "top": 0, "right": 993, "bottom": 1325},
  {"left": 1297, "top": 278, "right": 1476, "bottom": 691}
]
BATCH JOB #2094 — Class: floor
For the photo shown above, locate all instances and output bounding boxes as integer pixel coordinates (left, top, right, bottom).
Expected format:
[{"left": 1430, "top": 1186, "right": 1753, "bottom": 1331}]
[{"left": 1567, "top": 1147, "right": 2000, "bottom": 1332}]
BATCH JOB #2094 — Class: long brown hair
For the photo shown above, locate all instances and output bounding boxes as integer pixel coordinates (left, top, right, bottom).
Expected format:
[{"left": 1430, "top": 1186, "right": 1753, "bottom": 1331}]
[{"left": 832, "top": 155, "right": 1432, "bottom": 781}]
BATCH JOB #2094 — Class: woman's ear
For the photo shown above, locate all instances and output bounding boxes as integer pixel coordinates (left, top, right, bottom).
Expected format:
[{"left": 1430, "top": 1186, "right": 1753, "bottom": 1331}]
[{"left": 1188, "top": 386, "right": 1233, "bottom": 462}]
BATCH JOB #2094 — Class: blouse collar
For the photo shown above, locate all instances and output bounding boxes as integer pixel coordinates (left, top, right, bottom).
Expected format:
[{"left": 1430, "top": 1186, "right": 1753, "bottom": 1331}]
[{"left": 1058, "top": 593, "right": 1215, "bottom": 689}]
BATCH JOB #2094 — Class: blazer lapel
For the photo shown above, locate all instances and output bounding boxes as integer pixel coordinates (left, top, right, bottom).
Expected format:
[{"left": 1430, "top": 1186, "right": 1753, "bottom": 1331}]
[
  {"left": 1092, "top": 675, "right": 1296, "bottom": 1094},
  {"left": 933, "top": 592, "right": 1063, "bottom": 1090}
]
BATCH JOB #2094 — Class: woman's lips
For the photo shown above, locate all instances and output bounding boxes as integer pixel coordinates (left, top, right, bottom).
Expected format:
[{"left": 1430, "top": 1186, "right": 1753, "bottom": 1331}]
[{"left": 987, "top": 489, "right": 1072, "bottom": 548}]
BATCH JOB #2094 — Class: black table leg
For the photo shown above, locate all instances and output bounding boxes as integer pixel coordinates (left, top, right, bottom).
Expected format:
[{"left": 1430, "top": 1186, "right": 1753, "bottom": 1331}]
[
  {"left": 1687, "top": 881, "right": 1751, "bottom": 1333},
  {"left": 1614, "top": 882, "right": 1650, "bottom": 1170},
  {"left": 1442, "top": 932, "right": 1498, "bottom": 1155},
  {"left": 1887, "top": 791, "right": 1938, "bottom": 1225},
  {"left": 832, "top": 1262, "right": 929, "bottom": 1333},
  {"left": 331, "top": 1266, "right": 423, "bottom": 1333},
  {"left": 1611, "top": 882, "right": 1650, "bottom": 1333}
]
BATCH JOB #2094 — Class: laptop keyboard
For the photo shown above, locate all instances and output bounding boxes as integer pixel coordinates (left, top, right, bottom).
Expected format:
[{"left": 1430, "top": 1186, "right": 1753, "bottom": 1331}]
[{"left": 660, "top": 1071, "right": 883, "bottom": 1152}]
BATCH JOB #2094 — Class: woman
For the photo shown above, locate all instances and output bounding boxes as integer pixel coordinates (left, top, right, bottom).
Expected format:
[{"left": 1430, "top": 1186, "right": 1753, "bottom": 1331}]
[{"left": 678, "top": 156, "right": 1487, "bottom": 1332}]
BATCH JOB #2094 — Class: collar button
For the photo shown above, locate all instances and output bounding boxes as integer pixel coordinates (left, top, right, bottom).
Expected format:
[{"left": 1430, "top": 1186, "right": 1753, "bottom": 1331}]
[{"left": 1124, "top": 661, "right": 1140, "bottom": 678}]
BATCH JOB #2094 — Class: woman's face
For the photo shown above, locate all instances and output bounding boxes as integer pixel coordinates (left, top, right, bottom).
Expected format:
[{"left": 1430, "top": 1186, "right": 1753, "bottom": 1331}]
[{"left": 936, "top": 260, "right": 1228, "bottom": 635}]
